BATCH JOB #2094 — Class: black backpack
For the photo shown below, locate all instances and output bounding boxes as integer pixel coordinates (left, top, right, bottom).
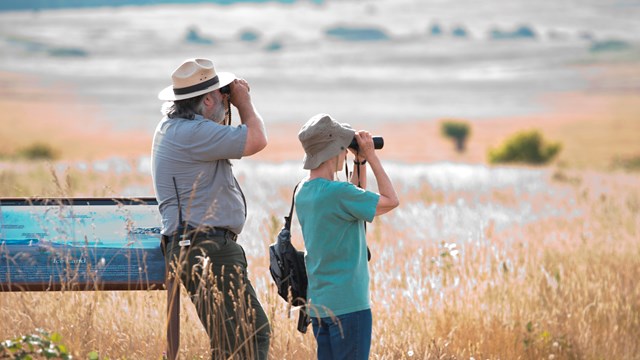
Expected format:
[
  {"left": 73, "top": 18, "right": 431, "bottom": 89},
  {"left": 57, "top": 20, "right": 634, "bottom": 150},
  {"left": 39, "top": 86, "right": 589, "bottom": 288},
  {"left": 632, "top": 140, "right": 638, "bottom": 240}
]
[{"left": 268, "top": 184, "right": 311, "bottom": 333}]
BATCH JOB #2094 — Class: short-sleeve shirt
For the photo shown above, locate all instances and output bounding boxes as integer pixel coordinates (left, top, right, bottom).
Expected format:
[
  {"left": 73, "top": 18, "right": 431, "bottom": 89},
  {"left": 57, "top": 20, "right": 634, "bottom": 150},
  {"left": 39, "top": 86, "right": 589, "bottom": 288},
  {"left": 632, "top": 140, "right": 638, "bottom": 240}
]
[
  {"left": 295, "top": 178, "right": 380, "bottom": 318},
  {"left": 151, "top": 115, "right": 247, "bottom": 235}
]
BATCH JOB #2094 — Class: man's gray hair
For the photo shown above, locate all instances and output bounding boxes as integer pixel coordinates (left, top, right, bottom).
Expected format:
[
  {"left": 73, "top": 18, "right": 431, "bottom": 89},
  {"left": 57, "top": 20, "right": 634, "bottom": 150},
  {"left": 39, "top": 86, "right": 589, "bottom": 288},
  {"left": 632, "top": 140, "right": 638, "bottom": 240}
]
[{"left": 161, "top": 93, "right": 207, "bottom": 119}]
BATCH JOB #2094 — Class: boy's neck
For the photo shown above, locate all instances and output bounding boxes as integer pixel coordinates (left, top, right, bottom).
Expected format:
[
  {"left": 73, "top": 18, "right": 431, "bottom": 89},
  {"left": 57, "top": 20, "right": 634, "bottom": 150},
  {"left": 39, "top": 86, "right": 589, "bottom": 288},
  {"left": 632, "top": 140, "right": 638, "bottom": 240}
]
[{"left": 309, "top": 160, "right": 337, "bottom": 181}]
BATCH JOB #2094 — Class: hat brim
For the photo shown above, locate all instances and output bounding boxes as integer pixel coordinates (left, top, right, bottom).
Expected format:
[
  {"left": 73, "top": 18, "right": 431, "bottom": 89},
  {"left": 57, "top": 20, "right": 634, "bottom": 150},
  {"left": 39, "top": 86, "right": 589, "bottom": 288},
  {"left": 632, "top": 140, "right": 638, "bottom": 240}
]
[
  {"left": 158, "top": 72, "right": 236, "bottom": 101},
  {"left": 302, "top": 126, "right": 354, "bottom": 170}
]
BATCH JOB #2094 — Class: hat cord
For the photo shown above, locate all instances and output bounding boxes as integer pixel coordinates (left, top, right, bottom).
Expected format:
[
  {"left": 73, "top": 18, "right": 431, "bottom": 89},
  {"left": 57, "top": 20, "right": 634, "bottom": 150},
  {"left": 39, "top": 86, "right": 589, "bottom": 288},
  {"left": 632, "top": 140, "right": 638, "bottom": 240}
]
[
  {"left": 344, "top": 152, "right": 349, "bottom": 181},
  {"left": 345, "top": 149, "right": 362, "bottom": 189},
  {"left": 346, "top": 148, "right": 371, "bottom": 261},
  {"left": 225, "top": 96, "right": 232, "bottom": 126}
]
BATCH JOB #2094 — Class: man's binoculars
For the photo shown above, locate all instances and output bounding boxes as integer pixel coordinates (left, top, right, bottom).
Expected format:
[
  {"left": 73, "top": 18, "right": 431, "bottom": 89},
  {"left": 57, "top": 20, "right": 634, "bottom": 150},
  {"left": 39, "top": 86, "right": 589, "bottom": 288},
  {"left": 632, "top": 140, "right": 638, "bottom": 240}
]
[{"left": 348, "top": 136, "right": 384, "bottom": 151}]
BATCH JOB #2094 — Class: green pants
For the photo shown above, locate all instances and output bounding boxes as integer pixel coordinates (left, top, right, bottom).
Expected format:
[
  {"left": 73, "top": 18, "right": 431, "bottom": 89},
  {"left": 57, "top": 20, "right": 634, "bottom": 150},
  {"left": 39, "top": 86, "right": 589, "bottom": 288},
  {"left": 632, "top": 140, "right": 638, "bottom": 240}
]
[{"left": 166, "top": 233, "right": 270, "bottom": 359}]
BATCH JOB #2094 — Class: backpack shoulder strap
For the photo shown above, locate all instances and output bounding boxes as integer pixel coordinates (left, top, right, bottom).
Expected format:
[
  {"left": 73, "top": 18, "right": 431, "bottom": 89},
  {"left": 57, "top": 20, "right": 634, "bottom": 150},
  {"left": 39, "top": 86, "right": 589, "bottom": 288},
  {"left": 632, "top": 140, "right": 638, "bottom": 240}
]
[{"left": 284, "top": 182, "right": 300, "bottom": 230}]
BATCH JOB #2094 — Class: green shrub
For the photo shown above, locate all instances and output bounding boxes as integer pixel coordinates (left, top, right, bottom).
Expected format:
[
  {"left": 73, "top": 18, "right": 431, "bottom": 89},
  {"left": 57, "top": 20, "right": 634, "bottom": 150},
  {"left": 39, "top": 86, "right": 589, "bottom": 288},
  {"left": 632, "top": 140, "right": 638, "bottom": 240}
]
[
  {"left": 0, "top": 328, "right": 72, "bottom": 359},
  {"left": 441, "top": 120, "right": 471, "bottom": 152},
  {"left": 488, "top": 130, "right": 561, "bottom": 165},
  {"left": 17, "top": 143, "right": 59, "bottom": 160},
  {"left": 611, "top": 154, "right": 640, "bottom": 171}
]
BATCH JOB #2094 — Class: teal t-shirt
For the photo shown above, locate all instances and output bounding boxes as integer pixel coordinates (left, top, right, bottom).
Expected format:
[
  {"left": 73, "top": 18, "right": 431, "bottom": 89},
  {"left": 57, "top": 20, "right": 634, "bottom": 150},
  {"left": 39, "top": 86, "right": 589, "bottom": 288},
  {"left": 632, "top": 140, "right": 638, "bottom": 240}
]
[{"left": 295, "top": 178, "right": 380, "bottom": 318}]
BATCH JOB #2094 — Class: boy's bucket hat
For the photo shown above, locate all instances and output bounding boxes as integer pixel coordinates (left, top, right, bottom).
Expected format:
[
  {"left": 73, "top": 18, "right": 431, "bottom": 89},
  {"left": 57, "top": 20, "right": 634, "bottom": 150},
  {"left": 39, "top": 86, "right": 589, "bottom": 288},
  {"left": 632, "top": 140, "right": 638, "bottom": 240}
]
[{"left": 298, "top": 114, "right": 355, "bottom": 170}]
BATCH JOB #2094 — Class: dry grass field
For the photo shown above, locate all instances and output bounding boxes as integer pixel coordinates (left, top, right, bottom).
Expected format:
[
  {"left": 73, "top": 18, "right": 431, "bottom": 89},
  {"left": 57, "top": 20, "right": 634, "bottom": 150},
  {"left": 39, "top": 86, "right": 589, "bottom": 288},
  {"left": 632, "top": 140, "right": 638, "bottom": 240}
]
[
  {"left": 0, "top": 161, "right": 638, "bottom": 359},
  {"left": 0, "top": 68, "right": 639, "bottom": 359}
]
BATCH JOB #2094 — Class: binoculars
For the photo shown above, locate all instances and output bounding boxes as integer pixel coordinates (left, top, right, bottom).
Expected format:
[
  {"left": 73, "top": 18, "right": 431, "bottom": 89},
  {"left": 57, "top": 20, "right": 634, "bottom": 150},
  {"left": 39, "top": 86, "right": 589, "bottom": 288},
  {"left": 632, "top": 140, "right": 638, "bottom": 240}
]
[{"left": 348, "top": 136, "right": 384, "bottom": 151}]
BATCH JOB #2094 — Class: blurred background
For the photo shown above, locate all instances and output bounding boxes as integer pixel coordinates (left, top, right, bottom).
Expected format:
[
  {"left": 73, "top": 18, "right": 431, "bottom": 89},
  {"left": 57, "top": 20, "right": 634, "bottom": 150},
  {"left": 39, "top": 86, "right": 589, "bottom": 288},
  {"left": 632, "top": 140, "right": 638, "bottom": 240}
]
[
  {"left": 2, "top": 4, "right": 640, "bottom": 359},
  {"left": 0, "top": 0, "right": 639, "bottom": 178}
]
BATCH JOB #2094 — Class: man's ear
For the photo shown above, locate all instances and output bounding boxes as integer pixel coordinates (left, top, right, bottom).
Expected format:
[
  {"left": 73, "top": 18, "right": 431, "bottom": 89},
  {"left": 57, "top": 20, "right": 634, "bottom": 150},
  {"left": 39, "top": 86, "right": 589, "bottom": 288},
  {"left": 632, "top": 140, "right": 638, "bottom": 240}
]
[{"left": 203, "top": 92, "right": 214, "bottom": 107}]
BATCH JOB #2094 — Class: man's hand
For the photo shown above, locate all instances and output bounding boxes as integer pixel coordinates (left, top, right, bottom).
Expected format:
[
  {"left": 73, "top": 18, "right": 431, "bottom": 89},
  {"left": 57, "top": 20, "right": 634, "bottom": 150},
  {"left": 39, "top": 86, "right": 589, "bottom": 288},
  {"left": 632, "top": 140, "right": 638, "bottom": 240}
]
[
  {"left": 227, "top": 77, "right": 267, "bottom": 156},
  {"left": 228, "top": 78, "right": 251, "bottom": 108}
]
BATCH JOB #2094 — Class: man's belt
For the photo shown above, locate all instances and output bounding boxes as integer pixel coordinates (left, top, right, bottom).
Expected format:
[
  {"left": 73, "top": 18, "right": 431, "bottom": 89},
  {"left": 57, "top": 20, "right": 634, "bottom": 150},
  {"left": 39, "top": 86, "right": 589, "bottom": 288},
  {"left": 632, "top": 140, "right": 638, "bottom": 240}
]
[{"left": 162, "top": 226, "right": 238, "bottom": 246}]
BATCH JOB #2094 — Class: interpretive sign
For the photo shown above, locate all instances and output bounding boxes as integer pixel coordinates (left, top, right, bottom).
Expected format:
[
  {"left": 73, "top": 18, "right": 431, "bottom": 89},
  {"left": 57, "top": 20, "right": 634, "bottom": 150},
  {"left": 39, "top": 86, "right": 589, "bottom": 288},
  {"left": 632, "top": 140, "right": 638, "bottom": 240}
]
[{"left": 0, "top": 198, "right": 164, "bottom": 291}]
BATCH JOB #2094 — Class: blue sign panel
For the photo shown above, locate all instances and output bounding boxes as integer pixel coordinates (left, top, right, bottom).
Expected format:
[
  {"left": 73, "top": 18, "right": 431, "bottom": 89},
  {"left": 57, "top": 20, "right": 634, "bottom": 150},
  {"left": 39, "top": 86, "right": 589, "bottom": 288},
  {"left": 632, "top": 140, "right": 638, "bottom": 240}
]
[{"left": 0, "top": 198, "right": 165, "bottom": 291}]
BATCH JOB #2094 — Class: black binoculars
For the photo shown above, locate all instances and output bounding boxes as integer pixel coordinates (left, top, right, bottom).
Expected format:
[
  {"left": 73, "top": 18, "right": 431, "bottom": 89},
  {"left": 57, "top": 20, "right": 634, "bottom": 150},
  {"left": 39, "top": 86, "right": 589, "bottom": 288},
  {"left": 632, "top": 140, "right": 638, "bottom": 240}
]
[
  {"left": 220, "top": 84, "right": 231, "bottom": 94},
  {"left": 348, "top": 136, "right": 384, "bottom": 151}
]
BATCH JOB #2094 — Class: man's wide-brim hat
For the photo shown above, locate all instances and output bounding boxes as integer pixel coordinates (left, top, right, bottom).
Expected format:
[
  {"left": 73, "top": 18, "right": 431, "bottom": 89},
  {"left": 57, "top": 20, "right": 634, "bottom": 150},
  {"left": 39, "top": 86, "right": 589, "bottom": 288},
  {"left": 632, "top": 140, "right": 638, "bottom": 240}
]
[
  {"left": 299, "top": 114, "right": 355, "bottom": 170},
  {"left": 158, "top": 58, "right": 235, "bottom": 101}
]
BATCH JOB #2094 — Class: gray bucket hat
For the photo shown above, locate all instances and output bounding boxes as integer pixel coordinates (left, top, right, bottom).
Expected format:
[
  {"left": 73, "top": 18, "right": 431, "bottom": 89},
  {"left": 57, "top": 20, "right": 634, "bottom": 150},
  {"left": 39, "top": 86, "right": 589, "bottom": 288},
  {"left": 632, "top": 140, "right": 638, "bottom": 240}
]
[{"left": 298, "top": 114, "right": 355, "bottom": 170}]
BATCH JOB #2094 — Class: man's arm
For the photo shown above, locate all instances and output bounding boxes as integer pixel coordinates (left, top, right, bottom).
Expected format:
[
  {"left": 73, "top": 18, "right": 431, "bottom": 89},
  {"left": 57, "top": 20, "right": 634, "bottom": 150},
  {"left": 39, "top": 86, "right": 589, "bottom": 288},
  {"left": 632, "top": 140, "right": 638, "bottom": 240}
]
[{"left": 229, "top": 78, "right": 267, "bottom": 156}]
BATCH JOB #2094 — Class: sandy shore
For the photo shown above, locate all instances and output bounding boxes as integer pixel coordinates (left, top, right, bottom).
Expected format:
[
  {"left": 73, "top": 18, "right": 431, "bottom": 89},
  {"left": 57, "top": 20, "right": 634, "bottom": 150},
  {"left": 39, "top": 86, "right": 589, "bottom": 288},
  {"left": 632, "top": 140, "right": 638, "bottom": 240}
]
[
  {"left": 1, "top": 67, "right": 639, "bottom": 169},
  {"left": 0, "top": 71, "right": 150, "bottom": 161},
  {"left": 252, "top": 89, "right": 640, "bottom": 170}
]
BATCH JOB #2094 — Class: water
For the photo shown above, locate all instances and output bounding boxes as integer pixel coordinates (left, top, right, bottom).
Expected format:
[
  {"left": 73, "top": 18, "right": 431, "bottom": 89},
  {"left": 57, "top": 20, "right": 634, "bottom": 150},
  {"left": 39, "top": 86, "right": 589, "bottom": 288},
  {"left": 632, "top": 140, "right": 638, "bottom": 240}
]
[{"left": 0, "top": 0, "right": 638, "bottom": 132}]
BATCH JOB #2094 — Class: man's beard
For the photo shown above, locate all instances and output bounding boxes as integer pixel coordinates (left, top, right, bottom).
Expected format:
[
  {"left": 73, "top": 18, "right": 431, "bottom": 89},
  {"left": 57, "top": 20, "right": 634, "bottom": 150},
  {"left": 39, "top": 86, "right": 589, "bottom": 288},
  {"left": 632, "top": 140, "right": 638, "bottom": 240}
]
[{"left": 211, "top": 101, "right": 227, "bottom": 124}]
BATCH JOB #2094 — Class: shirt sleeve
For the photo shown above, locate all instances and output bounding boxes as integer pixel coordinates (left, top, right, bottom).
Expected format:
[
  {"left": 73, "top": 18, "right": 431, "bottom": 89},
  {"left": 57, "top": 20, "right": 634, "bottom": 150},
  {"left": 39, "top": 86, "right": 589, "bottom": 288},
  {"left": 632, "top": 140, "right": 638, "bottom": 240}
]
[
  {"left": 188, "top": 121, "right": 248, "bottom": 161},
  {"left": 335, "top": 182, "right": 380, "bottom": 223}
]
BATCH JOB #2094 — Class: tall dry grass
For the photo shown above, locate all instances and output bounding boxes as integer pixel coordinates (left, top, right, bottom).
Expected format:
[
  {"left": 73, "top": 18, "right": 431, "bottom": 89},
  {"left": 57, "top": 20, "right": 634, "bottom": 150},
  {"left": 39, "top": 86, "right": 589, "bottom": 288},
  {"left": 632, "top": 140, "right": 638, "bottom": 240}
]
[{"left": 0, "top": 161, "right": 639, "bottom": 359}]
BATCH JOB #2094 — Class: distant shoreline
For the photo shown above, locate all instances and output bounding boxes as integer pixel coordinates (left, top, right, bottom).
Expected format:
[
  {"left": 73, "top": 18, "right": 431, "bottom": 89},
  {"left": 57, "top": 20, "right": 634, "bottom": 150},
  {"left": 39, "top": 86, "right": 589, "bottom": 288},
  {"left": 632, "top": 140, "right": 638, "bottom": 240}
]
[{"left": 0, "top": 0, "right": 323, "bottom": 12}]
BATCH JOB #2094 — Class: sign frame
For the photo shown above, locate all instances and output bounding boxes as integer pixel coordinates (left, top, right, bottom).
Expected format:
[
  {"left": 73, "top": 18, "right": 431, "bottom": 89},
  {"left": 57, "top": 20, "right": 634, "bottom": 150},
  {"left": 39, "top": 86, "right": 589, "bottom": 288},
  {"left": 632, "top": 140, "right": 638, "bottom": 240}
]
[{"left": 0, "top": 197, "right": 165, "bottom": 292}]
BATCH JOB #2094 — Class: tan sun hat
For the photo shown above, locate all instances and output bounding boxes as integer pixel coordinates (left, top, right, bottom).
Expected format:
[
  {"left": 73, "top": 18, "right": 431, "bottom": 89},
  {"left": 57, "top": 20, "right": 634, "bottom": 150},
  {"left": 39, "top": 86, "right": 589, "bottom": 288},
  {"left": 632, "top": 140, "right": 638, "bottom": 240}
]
[
  {"left": 158, "top": 58, "right": 236, "bottom": 101},
  {"left": 299, "top": 113, "right": 355, "bottom": 170}
]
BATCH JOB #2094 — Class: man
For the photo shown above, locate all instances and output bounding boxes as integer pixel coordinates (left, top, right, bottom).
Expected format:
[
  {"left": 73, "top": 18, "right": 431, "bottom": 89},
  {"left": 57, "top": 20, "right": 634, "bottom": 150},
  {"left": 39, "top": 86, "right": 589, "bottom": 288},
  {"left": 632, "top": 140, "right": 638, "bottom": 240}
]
[{"left": 151, "top": 58, "right": 269, "bottom": 359}]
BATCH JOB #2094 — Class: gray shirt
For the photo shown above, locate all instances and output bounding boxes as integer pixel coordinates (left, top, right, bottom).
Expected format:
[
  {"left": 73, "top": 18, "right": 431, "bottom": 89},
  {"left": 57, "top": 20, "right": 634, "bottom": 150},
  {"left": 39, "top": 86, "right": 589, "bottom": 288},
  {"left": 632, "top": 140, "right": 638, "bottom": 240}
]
[{"left": 151, "top": 114, "right": 248, "bottom": 235}]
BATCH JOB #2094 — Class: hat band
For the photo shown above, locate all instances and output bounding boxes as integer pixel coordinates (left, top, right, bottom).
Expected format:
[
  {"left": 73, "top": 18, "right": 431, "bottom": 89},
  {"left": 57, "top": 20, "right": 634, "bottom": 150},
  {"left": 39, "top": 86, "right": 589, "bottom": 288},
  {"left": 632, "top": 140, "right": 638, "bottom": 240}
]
[{"left": 173, "top": 75, "right": 219, "bottom": 96}]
